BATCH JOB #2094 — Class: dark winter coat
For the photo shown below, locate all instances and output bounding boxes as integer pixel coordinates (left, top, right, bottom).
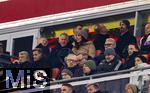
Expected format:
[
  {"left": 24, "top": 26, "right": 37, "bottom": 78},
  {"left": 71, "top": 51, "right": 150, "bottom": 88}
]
[
  {"left": 123, "top": 52, "right": 140, "bottom": 69},
  {"left": 67, "top": 65, "right": 83, "bottom": 77},
  {"left": 97, "top": 56, "right": 121, "bottom": 73},
  {"left": 36, "top": 44, "right": 51, "bottom": 58},
  {"left": 93, "top": 34, "right": 109, "bottom": 52},
  {"left": 50, "top": 42, "right": 72, "bottom": 68},
  {"left": 116, "top": 31, "right": 137, "bottom": 57},
  {"left": 14, "top": 61, "right": 34, "bottom": 68}
]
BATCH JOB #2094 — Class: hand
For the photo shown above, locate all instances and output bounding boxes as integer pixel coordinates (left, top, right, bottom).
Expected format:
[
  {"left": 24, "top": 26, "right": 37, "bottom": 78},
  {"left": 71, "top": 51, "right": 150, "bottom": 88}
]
[{"left": 12, "top": 60, "right": 20, "bottom": 64}]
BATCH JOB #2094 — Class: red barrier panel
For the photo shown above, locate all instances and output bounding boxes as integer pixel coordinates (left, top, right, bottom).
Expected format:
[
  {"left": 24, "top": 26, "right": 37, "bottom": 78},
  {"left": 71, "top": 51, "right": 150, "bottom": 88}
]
[{"left": 0, "top": 0, "right": 131, "bottom": 23}]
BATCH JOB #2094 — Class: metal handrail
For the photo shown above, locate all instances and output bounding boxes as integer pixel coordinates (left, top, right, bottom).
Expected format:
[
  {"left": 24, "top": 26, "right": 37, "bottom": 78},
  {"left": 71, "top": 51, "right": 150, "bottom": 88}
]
[
  {"left": 50, "top": 66, "right": 150, "bottom": 84},
  {"left": 1, "top": 66, "right": 150, "bottom": 92}
]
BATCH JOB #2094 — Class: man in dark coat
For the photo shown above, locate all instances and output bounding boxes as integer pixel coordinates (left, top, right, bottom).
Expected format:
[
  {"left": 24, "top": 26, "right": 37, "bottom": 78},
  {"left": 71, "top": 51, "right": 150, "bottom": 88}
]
[
  {"left": 64, "top": 53, "right": 83, "bottom": 77},
  {"left": 12, "top": 51, "right": 33, "bottom": 68},
  {"left": 51, "top": 33, "right": 72, "bottom": 69},
  {"left": 36, "top": 37, "right": 51, "bottom": 58},
  {"left": 32, "top": 48, "right": 50, "bottom": 68},
  {"left": 116, "top": 20, "right": 137, "bottom": 58},
  {"left": 93, "top": 24, "right": 109, "bottom": 56},
  {"left": 97, "top": 48, "right": 121, "bottom": 73},
  {"left": 122, "top": 44, "right": 140, "bottom": 69}
]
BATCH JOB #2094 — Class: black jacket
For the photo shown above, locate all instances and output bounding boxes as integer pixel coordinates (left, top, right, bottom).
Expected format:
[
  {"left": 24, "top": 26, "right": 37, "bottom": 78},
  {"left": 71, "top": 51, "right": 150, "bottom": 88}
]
[
  {"left": 123, "top": 52, "right": 140, "bottom": 69},
  {"left": 116, "top": 31, "right": 136, "bottom": 57},
  {"left": 50, "top": 42, "right": 72, "bottom": 68},
  {"left": 36, "top": 44, "right": 51, "bottom": 58},
  {"left": 93, "top": 34, "right": 109, "bottom": 52},
  {"left": 97, "top": 56, "right": 121, "bottom": 73},
  {"left": 10, "top": 61, "right": 34, "bottom": 68},
  {"left": 67, "top": 65, "right": 83, "bottom": 77}
]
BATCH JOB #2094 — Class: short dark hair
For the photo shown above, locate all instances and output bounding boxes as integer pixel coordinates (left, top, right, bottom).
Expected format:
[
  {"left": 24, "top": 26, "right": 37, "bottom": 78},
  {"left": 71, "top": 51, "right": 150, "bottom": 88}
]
[
  {"left": 121, "top": 19, "right": 130, "bottom": 29},
  {"left": 128, "top": 43, "right": 139, "bottom": 51},
  {"left": 32, "top": 48, "right": 43, "bottom": 54},
  {"left": 62, "top": 83, "right": 73, "bottom": 90},
  {"left": 74, "top": 24, "right": 83, "bottom": 28},
  {"left": 86, "top": 83, "right": 100, "bottom": 90}
]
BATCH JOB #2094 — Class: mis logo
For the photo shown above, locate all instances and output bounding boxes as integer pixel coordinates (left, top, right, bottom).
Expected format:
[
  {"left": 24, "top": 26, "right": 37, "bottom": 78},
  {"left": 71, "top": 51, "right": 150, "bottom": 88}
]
[{"left": 5, "top": 70, "right": 48, "bottom": 89}]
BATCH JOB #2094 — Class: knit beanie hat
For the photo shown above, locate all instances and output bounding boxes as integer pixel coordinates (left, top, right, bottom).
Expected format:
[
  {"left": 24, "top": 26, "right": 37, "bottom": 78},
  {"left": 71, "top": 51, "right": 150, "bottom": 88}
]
[
  {"left": 104, "top": 48, "right": 116, "bottom": 56},
  {"left": 121, "top": 20, "right": 130, "bottom": 29},
  {"left": 84, "top": 60, "right": 96, "bottom": 70},
  {"left": 61, "top": 69, "right": 73, "bottom": 77}
]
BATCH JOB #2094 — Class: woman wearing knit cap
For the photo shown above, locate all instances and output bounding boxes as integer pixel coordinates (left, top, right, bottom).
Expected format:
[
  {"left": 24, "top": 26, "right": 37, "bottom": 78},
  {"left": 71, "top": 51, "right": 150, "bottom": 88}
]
[
  {"left": 125, "top": 83, "right": 138, "bottom": 93},
  {"left": 82, "top": 60, "right": 97, "bottom": 76},
  {"left": 72, "top": 28, "right": 96, "bottom": 58}
]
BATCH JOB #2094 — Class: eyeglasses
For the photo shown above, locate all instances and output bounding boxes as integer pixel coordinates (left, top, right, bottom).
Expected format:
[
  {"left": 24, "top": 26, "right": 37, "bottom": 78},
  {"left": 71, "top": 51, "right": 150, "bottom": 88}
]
[{"left": 66, "top": 59, "right": 77, "bottom": 63}]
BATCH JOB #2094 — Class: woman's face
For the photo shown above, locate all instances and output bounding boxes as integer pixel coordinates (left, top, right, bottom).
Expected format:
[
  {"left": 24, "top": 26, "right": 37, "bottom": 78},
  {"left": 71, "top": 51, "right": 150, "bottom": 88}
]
[
  {"left": 126, "top": 88, "right": 134, "bottom": 93},
  {"left": 135, "top": 57, "right": 142, "bottom": 66},
  {"left": 75, "top": 34, "right": 82, "bottom": 43},
  {"left": 83, "top": 64, "right": 91, "bottom": 75},
  {"left": 125, "top": 86, "right": 134, "bottom": 93},
  {"left": 148, "top": 83, "right": 150, "bottom": 93}
]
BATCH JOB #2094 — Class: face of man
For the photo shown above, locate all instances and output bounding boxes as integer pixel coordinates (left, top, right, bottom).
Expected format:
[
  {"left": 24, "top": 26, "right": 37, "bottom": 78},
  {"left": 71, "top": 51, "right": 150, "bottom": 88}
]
[
  {"left": 105, "top": 54, "right": 115, "bottom": 62},
  {"left": 65, "top": 54, "right": 77, "bottom": 67},
  {"left": 145, "top": 24, "right": 150, "bottom": 35},
  {"left": 83, "top": 64, "right": 91, "bottom": 75},
  {"left": 19, "top": 54, "right": 28, "bottom": 63},
  {"left": 33, "top": 51, "right": 42, "bottom": 62},
  {"left": 87, "top": 85, "right": 97, "bottom": 93},
  {"left": 73, "top": 25, "right": 82, "bottom": 34},
  {"left": 61, "top": 86, "right": 72, "bottom": 93},
  {"left": 119, "top": 22, "right": 128, "bottom": 34},
  {"left": 75, "top": 34, "right": 82, "bottom": 43},
  {"left": 59, "top": 35, "right": 68, "bottom": 47},
  {"left": 128, "top": 45, "right": 138, "bottom": 56},
  {"left": 104, "top": 41, "right": 115, "bottom": 49},
  {"left": 61, "top": 73, "right": 72, "bottom": 80}
]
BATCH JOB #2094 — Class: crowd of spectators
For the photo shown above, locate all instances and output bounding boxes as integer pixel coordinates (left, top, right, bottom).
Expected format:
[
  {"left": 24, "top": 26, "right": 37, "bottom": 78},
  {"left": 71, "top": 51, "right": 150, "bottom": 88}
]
[{"left": 0, "top": 19, "right": 150, "bottom": 93}]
